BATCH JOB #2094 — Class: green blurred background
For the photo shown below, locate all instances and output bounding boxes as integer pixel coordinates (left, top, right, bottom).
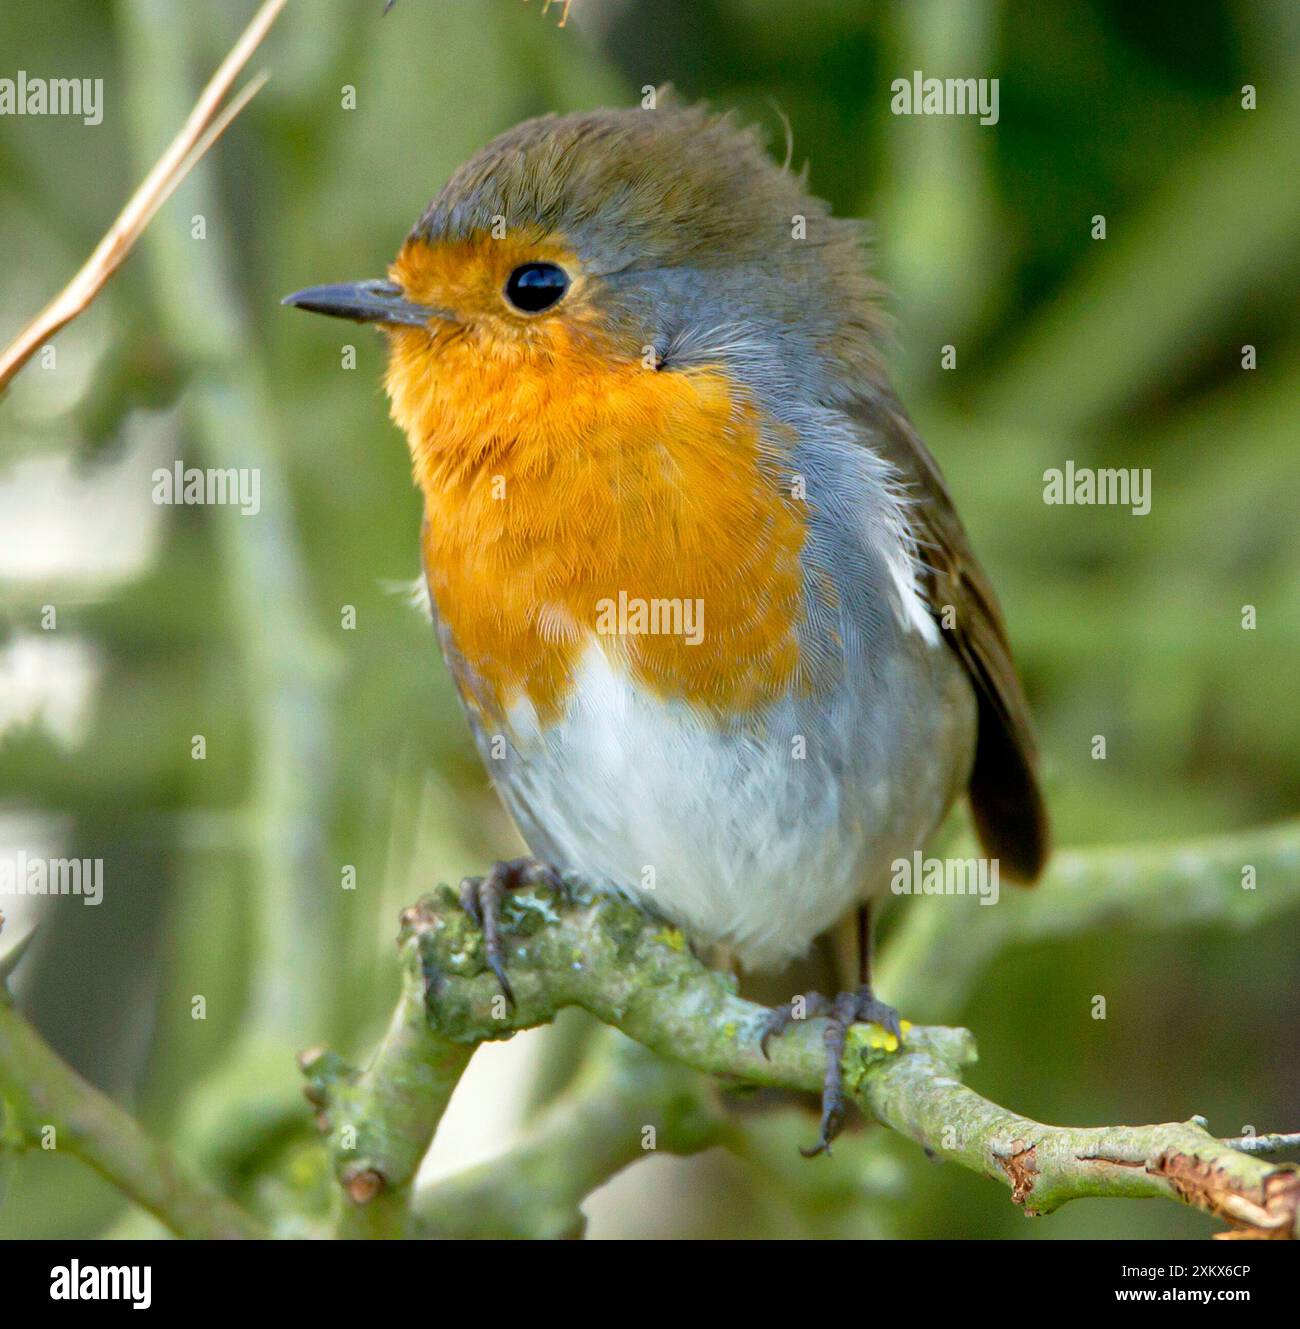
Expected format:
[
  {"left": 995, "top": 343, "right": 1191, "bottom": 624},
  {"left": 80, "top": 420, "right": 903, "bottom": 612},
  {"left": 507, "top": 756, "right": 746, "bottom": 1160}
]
[{"left": 1, "top": 0, "right": 1297, "bottom": 1239}]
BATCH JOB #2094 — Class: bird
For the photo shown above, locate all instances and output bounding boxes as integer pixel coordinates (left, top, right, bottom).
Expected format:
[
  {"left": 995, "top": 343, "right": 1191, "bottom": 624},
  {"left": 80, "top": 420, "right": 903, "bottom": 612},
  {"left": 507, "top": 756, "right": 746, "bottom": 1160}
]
[{"left": 284, "top": 98, "right": 1049, "bottom": 1154}]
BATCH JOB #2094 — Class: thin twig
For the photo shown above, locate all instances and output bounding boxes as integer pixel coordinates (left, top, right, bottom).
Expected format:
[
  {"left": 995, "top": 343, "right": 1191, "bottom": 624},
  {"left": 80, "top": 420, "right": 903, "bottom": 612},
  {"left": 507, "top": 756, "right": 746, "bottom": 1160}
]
[
  {"left": 0, "top": 0, "right": 285, "bottom": 392},
  {"left": 1225, "top": 1132, "right": 1300, "bottom": 1157},
  {"left": 121, "top": 0, "right": 340, "bottom": 1046},
  {"left": 878, "top": 818, "right": 1300, "bottom": 1018}
]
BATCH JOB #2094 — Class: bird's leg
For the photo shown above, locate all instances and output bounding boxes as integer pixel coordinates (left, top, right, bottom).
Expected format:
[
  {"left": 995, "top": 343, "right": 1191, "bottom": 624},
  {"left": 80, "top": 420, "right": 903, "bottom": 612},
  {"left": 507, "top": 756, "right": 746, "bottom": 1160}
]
[
  {"left": 759, "top": 901, "right": 904, "bottom": 1156},
  {"left": 853, "top": 896, "right": 902, "bottom": 1031},
  {"left": 458, "top": 856, "right": 563, "bottom": 1007}
]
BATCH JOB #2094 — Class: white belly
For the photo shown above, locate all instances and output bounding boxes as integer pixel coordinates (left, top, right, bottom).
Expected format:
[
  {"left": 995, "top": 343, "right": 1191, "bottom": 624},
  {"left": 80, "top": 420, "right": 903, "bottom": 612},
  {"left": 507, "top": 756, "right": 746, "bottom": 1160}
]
[{"left": 488, "top": 639, "right": 973, "bottom": 971}]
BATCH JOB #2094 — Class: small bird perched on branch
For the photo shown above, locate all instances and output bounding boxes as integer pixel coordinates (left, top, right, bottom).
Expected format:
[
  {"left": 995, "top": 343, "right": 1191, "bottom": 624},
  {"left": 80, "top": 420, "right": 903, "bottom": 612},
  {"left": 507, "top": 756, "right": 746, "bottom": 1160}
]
[{"left": 284, "top": 96, "right": 1048, "bottom": 1153}]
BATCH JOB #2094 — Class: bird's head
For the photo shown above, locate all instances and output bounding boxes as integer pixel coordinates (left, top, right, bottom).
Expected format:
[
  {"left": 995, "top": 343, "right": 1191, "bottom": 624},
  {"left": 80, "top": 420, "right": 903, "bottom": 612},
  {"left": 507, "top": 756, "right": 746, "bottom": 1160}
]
[{"left": 284, "top": 98, "right": 884, "bottom": 486}]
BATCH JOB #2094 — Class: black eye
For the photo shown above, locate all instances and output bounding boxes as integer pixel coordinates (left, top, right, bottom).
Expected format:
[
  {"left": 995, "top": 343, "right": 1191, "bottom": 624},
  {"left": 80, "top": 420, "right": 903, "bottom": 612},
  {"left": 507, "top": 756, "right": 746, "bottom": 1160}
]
[{"left": 504, "top": 262, "right": 570, "bottom": 314}]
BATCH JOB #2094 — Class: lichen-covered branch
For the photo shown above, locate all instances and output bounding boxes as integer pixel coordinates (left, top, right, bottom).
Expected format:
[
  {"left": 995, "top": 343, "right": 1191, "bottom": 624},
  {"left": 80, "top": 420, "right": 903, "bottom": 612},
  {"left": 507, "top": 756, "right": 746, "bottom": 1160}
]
[
  {"left": 865, "top": 1041, "right": 1299, "bottom": 1238},
  {"left": 342, "top": 872, "right": 1298, "bottom": 1239},
  {"left": 0, "top": 995, "right": 263, "bottom": 1239},
  {"left": 299, "top": 915, "right": 474, "bottom": 1239},
  {"left": 6, "top": 825, "right": 1295, "bottom": 1239}
]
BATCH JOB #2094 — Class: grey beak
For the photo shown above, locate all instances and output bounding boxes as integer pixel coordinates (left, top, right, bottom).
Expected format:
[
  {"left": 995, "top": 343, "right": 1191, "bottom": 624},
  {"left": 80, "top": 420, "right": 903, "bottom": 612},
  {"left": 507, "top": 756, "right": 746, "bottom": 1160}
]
[{"left": 281, "top": 279, "right": 452, "bottom": 328}]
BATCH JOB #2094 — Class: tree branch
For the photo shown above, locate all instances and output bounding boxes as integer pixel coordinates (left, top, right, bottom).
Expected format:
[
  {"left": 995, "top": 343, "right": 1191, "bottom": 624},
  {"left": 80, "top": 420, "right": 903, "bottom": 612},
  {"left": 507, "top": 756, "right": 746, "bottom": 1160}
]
[
  {"left": 414, "top": 1029, "right": 730, "bottom": 1238},
  {"left": 7, "top": 822, "right": 1296, "bottom": 1237},
  {"left": 0, "top": 994, "right": 263, "bottom": 1239},
  {"left": 298, "top": 923, "right": 474, "bottom": 1239},
  {"left": 1223, "top": 1131, "right": 1300, "bottom": 1158},
  {"left": 325, "top": 859, "right": 1298, "bottom": 1239},
  {"left": 878, "top": 818, "right": 1300, "bottom": 1017}
]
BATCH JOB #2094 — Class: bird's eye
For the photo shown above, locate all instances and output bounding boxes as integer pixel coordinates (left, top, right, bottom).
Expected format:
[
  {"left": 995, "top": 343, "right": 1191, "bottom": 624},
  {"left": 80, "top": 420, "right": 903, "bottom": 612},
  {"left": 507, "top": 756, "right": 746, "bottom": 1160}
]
[{"left": 504, "top": 262, "right": 570, "bottom": 314}]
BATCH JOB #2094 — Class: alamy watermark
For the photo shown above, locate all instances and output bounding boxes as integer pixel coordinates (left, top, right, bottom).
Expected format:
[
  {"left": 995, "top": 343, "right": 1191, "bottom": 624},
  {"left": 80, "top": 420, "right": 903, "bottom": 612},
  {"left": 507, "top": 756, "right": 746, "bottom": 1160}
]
[
  {"left": 1043, "top": 462, "right": 1151, "bottom": 515},
  {"left": 595, "top": 591, "right": 704, "bottom": 645},
  {"left": 152, "top": 463, "right": 261, "bottom": 516},
  {"left": 0, "top": 71, "right": 102, "bottom": 125},
  {"left": 891, "top": 852, "right": 1000, "bottom": 906},
  {"left": 50, "top": 1261, "right": 151, "bottom": 1310},
  {"left": 0, "top": 851, "right": 103, "bottom": 905},
  {"left": 890, "top": 71, "right": 999, "bottom": 126}
]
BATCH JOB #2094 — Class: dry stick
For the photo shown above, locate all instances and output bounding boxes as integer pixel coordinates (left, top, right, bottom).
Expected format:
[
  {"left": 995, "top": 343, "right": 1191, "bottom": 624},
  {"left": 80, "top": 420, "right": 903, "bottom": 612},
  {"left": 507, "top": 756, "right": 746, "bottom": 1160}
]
[{"left": 0, "top": 0, "right": 286, "bottom": 393}]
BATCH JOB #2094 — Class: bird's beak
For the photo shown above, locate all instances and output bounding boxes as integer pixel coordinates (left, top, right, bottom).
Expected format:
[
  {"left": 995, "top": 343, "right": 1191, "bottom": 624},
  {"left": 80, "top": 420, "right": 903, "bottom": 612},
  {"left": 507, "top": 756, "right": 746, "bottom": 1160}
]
[{"left": 281, "top": 279, "right": 453, "bottom": 328}]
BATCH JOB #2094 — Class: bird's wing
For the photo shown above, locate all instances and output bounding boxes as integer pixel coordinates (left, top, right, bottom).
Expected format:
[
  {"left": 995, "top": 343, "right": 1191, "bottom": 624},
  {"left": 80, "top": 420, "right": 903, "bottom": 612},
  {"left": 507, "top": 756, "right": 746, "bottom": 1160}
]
[{"left": 848, "top": 393, "right": 1049, "bottom": 881}]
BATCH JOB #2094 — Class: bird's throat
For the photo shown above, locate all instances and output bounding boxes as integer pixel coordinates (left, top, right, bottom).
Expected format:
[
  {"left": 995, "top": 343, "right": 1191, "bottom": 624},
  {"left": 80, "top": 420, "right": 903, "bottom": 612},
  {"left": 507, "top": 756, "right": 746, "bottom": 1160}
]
[{"left": 385, "top": 329, "right": 814, "bottom": 723}]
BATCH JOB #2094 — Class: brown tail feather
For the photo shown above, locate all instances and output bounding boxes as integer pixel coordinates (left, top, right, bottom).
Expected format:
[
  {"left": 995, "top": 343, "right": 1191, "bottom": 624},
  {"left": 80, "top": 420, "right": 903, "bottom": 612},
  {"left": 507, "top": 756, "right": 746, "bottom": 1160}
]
[{"left": 969, "top": 695, "right": 1049, "bottom": 883}]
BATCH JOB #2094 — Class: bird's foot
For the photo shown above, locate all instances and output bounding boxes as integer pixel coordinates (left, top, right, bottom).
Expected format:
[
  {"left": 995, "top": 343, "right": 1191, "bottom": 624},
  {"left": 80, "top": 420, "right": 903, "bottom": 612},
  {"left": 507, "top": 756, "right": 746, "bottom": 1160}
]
[
  {"left": 759, "top": 987, "right": 904, "bottom": 1157},
  {"left": 458, "top": 856, "right": 563, "bottom": 1007}
]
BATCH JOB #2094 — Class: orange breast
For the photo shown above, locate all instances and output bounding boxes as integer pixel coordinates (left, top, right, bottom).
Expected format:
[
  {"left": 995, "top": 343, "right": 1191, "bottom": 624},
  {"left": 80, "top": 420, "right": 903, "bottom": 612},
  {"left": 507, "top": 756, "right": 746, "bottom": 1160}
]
[{"left": 385, "top": 286, "right": 813, "bottom": 723}]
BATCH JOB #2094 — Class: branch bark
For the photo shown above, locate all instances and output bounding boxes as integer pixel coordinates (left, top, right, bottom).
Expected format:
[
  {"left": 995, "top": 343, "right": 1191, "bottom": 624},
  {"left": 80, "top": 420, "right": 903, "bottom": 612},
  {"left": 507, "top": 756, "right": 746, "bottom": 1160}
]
[
  {"left": 324, "top": 861, "right": 1298, "bottom": 1239},
  {"left": 5, "top": 821, "right": 1296, "bottom": 1237}
]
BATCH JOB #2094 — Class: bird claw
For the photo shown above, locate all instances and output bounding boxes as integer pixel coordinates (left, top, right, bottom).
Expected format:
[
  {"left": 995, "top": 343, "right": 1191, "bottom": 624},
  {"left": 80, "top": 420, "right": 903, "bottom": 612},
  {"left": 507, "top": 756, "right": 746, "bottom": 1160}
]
[
  {"left": 759, "top": 990, "right": 831, "bottom": 1060},
  {"left": 759, "top": 986, "right": 904, "bottom": 1156},
  {"left": 458, "top": 857, "right": 562, "bottom": 1009}
]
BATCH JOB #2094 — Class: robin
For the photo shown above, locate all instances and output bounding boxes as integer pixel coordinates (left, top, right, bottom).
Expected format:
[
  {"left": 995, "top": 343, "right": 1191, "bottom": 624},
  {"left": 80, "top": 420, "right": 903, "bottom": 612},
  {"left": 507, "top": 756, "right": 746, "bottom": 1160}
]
[{"left": 284, "top": 99, "right": 1048, "bottom": 1153}]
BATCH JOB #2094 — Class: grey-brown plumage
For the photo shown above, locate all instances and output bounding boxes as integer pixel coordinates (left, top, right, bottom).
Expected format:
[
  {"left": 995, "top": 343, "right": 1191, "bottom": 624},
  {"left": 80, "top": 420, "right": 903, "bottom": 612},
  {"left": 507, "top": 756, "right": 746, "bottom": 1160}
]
[{"left": 850, "top": 393, "right": 1049, "bottom": 881}]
